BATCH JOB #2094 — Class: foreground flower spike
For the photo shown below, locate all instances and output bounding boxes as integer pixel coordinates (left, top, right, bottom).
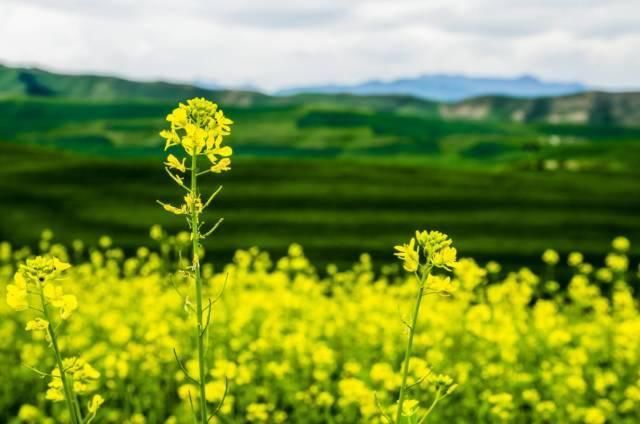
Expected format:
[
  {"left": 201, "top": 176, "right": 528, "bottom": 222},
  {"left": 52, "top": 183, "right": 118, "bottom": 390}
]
[
  {"left": 7, "top": 256, "right": 103, "bottom": 424},
  {"left": 392, "top": 231, "right": 458, "bottom": 424},
  {"left": 158, "top": 97, "right": 233, "bottom": 423}
]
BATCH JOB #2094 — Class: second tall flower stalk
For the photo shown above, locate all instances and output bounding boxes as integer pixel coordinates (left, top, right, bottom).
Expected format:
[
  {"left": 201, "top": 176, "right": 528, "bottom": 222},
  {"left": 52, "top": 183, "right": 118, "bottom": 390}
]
[{"left": 392, "top": 231, "right": 459, "bottom": 423}]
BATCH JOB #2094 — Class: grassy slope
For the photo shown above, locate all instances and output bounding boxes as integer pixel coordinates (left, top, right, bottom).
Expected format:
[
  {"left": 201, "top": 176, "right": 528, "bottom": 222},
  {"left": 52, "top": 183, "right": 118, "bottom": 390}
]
[
  {"left": 1, "top": 144, "right": 638, "bottom": 271},
  {"left": 2, "top": 97, "right": 640, "bottom": 171}
]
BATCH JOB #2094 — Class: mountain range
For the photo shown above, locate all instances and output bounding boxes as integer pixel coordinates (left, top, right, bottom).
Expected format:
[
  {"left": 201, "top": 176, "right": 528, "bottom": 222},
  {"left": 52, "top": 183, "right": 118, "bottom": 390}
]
[
  {"left": 276, "top": 74, "right": 587, "bottom": 102},
  {"left": 1, "top": 63, "right": 640, "bottom": 127}
]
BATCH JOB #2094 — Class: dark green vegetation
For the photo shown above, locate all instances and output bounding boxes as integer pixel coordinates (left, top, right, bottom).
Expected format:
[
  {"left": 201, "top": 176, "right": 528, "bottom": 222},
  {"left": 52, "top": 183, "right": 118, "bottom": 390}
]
[
  {"left": 0, "top": 64, "right": 639, "bottom": 269},
  {"left": 1, "top": 144, "right": 638, "bottom": 271}
]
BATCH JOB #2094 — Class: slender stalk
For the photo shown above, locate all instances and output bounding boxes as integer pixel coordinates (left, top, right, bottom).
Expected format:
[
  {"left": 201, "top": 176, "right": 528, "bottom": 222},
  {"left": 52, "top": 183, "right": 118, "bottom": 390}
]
[
  {"left": 38, "top": 283, "right": 81, "bottom": 424},
  {"left": 190, "top": 153, "right": 208, "bottom": 423},
  {"left": 73, "top": 391, "right": 84, "bottom": 423},
  {"left": 395, "top": 267, "right": 430, "bottom": 424},
  {"left": 418, "top": 389, "right": 442, "bottom": 424}
]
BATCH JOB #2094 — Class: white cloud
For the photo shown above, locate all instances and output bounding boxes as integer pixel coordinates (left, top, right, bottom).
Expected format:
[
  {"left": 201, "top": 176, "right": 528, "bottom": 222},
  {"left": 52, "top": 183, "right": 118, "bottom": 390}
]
[{"left": 0, "top": 0, "right": 638, "bottom": 91}]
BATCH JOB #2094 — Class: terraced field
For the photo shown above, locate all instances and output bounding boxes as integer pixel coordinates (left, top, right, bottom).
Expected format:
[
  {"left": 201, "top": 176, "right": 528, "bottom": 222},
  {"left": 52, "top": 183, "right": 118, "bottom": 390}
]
[{"left": 1, "top": 143, "right": 638, "bottom": 270}]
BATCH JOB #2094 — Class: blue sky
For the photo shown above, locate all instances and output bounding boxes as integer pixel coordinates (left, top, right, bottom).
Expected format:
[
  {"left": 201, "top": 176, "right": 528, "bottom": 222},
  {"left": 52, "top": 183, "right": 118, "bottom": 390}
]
[{"left": 1, "top": 0, "right": 639, "bottom": 91}]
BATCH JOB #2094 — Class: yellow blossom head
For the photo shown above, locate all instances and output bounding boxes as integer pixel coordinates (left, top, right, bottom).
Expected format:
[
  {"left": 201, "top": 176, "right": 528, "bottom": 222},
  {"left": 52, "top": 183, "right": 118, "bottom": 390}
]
[
  {"left": 542, "top": 249, "right": 559, "bottom": 266},
  {"left": 160, "top": 97, "right": 234, "bottom": 168},
  {"left": 612, "top": 236, "right": 630, "bottom": 252},
  {"left": 396, "top": 230, "right": 457, "bottom": 273}
]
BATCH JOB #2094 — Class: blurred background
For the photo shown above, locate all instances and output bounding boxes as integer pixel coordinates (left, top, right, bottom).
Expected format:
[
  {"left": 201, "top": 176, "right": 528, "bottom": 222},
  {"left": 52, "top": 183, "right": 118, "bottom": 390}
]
[{"left": 0, "top": 0, "right": 639, "bottom": 270}]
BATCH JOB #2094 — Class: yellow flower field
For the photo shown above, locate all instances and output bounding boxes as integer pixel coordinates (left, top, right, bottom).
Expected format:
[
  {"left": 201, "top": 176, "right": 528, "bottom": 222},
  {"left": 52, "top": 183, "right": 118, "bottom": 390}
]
[{"left": 1, "top": 230, "right": 638, "bottom": 423}]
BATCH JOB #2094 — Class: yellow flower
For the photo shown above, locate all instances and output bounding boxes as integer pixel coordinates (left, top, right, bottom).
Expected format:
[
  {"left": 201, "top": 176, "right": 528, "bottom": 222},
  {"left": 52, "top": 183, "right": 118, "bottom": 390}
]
[
  {"left": 6, "top": 282, "right": 29, "bottom": 311},
  {"left": 44, "top": 284, "right": 64, "bottom": 306},
  {"left": 44, "top": 284, "right": 77, "bottom": 318},
  {"left": 166, "top": 107, "right": 188, "bottom": 128},
  {"left": 160, "top": 129, "right": 180, "bottom": 150},
  {"left": 46, "top": 387, "right": 65, "bottom": 402},
  {"left": 52, "top": 258, "right": 71, "bottom": 272},
  {"left": 401, "top": 399, "right": 419, "bottom": 416},
  {"left": 567, "top": 252, "right": 583, "bottom": 267},
  {"left": 26, "top": 318, "right": 49, "bottom": 331},
  {"left": 205, "top": 381, "right": 227, "bottom": 403},
  {"left": 214, "top": 110, "right": 233, "bottom": 136},
  {"left": 394, "top": 238, "right": 419, "bottom": 272},
  {"left": 486, "top": 261, "right": 501, "bottom": 274},
  {"left": 612, "top": 236, "right": 630, "bottom": 252},
  {"left": 165, "top": 154, "right": 186, "bottom": 173},
  {"left": 426, "top": 274, "right": 456, "bottom": 293},
  {"left": 432, "top": 246, "right": 457, "bottom": 269},
  {"left": 211, "top": 157, "right": 232, "bottom": 174},
  {"left": 178, "top": 384, "right": 198, "bottom": 401},
  {"left": 19, "top": 255, "right": 71, "bottom": 285},
  {"left": 206, "top": 133, "right": 222, "bottom": 151},
  {"left": 542, "top": 249, "right": 559, "bottom": 265},
  {"left": 88, "top": 394, "right": 105, "bottom": 414},
  {"left": 247, "top": 402, "right": 270, "bottom": 422},
  {"left": 18, "top": 404, "right": 40, "bottom": 420},
  {"left": 184, "top": 193, "right": 203, "bottom": 215},
  {"left": 605, "top": 253, "right": 628, "bottom": 272},
  {"left": 182, "top": 123, "right": 207, "bottom": 156},
  {"left": 206, "top": 133, "right": 233, "bottom": 159},
  {"left": 161, "top": 202, "right": 187, "bottom": 215},
  {"left": 60, "top": 294, "right": 78, "bottom": 319}
]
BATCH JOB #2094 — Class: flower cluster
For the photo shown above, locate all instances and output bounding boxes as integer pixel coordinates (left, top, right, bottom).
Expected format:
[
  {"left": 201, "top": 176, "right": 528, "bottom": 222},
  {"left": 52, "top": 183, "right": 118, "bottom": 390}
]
[
  {"left": 159, "top": 98, "right": 233, "bottom": 219},
  {"left": 46, "top": 357, "right": 101, "bottom": 401},
  {"left": 394, "top": 230, "right": 457, "bottom": 273},
  {"left": 161, "top": 97, "right": 233, "bottom": 169},
  {"left": 7, "top": 256, "right": 76, "bottom": 319}
]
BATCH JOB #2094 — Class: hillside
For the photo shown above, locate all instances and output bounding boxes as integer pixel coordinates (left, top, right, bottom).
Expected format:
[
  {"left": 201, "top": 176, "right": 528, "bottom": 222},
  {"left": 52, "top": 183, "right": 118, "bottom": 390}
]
[
  {"left": 2, "top": 96, "right": 640, "bottom": 173},
  {"left": 441, "top": 91, "right": 640, "bottom": 126},
  {"left": 0, "top": 63, "right": 265, "bottom": 105}
]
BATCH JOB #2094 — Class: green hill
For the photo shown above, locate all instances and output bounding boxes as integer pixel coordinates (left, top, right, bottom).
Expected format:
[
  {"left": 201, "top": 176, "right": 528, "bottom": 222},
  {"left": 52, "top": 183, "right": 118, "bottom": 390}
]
[
  {"left": 441, "top": 91, "right": 640, "bottom": 126},
  {"left": 1, "top": 95, "right": 640, "bottom": 173},
  {"left": 0, "top": 63, "right": 266, "bottom": 104}
]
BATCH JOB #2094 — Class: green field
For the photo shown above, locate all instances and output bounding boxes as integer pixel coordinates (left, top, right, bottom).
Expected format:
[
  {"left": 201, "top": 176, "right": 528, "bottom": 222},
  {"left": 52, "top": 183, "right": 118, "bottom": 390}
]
[{"left": 1, "top": 142, "right": 638, "bottom": 272}]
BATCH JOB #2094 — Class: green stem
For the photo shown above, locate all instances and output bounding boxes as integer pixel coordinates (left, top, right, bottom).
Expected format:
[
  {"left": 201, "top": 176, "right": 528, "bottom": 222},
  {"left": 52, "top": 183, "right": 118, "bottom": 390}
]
[
  {"left": 38, "top": 284, "right": 81, "bottom": 424},
  {"left": 190, "top": 153, "right": 208, "bottom": 423},
  {"left": 395, "top": 268, "right": 429, "bottom": 424},
  {"left": 73, "top": 390, "right": 84, "bottom": 423},
  {"left": 418, "top": 389, "right": 442, "bottom": 424}
]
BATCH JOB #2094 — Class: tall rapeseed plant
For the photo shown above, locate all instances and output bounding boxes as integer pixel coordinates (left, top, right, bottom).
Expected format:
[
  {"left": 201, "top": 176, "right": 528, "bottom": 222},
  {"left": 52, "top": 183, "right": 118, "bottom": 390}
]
[{"left": 158, "top": 98, "right": 233, "bottom": 423}]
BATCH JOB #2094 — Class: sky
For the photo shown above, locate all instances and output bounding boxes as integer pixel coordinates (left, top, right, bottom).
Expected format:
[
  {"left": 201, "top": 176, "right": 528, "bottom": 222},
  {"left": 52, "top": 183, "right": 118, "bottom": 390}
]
[{"left": 1, "top": 0, "right": 639, "bottom": 92}]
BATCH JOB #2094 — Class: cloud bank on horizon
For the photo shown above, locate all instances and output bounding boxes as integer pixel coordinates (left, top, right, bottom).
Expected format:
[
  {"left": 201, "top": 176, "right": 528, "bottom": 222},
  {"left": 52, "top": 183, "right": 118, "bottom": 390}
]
[{"left": 0, "top": 0, "right": 638, "bottom": 91}]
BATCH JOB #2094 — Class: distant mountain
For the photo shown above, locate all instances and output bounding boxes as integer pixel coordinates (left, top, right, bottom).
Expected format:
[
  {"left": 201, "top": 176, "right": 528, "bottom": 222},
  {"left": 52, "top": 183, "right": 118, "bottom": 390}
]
[
  {"left": 192, "top": 79, "right": 223, "bottom": 90},
  {"left": 193, "top": 79, "right": 263, "bottom": 93},
  {"left": 277, "top": 74, "right": 587, "bottom": 102},
  {"left": 0, "top": 64, "right": 266, "bottom": 105}
]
